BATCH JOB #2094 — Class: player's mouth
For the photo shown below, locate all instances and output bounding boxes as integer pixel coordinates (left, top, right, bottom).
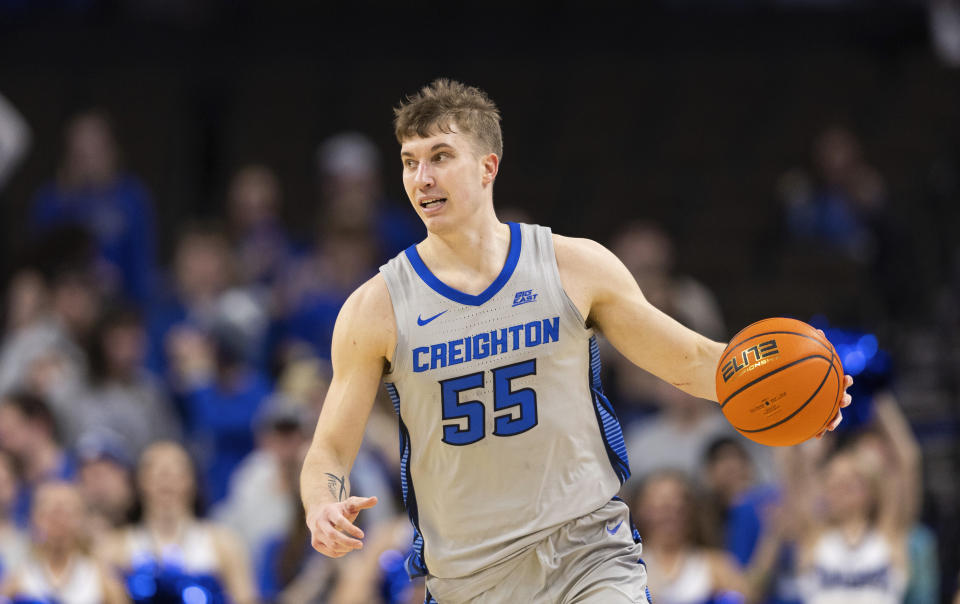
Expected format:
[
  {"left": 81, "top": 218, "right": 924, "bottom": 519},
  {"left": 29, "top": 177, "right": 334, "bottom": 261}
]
[{"left": 419, "top": 197, "right": 447, "bottom": 213}]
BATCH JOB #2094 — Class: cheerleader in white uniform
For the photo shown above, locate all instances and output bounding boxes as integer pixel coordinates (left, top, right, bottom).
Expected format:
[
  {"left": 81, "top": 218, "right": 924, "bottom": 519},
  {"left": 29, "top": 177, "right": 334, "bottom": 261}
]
[
  {"left": 1, "top": 482, "right": 127, "bottom": 604},
  {"left": 97, "top": 442, "right": 256, "bottom": 604},
  {"left": 784, "top": 396, "right": 918, "bottom": 604}
]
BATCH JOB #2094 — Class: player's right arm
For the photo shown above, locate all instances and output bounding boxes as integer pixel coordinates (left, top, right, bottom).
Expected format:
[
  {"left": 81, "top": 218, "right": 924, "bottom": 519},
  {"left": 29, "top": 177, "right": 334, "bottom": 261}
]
[{"left": 300, "top": 274, "right": 395, "bottom": 558}]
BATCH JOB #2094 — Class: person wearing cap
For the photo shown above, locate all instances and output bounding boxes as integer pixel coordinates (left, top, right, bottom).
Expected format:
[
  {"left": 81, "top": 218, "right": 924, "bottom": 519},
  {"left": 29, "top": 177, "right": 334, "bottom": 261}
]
[{"left": 214, "top": 395, "right": 313, "bottom": 574}]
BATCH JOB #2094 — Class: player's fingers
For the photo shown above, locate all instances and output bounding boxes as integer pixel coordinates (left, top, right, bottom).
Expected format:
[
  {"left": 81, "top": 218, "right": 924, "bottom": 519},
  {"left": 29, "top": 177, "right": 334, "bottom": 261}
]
[
  {"left": 311, "top": 537, "right": 346, "bottom": 558},
  {"left": 843, "top": 374, "right": 854, "bottom": 389},
  {"left": 840, "top": 393, "right": 852, "bottom": 408},
  {"left": 332, "top": 512, "right": 365, "bottom": 540},
  {"left": 827, "top": 409, "right": 843, "bottom": 431},
  {"left": 816, "top": 329, "right": 826, "bottom": 337},
  {"left": 323, "top": 516, "right": 364, "bottom": 549},
  {"left": 344, "top": 495, "right": 378, "bottom": 513},
  {"left": 318, "top": 528, "right": 362, "bottom": 553}
]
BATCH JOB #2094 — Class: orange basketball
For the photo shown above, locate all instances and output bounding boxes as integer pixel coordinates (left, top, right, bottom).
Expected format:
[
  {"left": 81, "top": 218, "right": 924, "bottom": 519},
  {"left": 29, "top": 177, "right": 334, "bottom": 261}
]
[{"left": 715, "top": 317, "right": 844, "bottom": 447}]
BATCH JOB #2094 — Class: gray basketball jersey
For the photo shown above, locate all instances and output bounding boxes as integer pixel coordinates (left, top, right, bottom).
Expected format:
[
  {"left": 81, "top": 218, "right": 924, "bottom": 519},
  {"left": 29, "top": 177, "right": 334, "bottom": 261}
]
[{"left": 379, "top": 222, "right": 630, "bottom": 580}]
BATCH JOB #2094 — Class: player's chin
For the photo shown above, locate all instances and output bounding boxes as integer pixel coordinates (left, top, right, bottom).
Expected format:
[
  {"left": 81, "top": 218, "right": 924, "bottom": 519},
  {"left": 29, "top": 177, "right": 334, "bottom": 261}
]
[{"left": 422, "top": 213, "right": 456, "bottom": 234}]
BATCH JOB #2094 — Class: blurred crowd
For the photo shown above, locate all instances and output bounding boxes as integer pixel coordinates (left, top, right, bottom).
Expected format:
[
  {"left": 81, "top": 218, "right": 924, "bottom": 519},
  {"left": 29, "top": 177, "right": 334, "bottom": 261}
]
[{"left": 0, "top": 91, "right": 956, "bottom": 604}]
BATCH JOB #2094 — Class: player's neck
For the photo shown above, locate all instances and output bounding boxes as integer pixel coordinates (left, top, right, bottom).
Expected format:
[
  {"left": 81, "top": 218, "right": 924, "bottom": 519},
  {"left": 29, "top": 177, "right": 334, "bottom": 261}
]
[{"left": 420, "top": 214, "right": 510, "bottom": 278}]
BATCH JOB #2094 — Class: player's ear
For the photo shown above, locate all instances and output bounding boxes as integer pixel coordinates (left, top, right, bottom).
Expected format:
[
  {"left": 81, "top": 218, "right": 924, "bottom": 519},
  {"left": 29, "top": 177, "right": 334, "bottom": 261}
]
[{"left": 480, "top": 152, "right": 499, "bottom": 186}]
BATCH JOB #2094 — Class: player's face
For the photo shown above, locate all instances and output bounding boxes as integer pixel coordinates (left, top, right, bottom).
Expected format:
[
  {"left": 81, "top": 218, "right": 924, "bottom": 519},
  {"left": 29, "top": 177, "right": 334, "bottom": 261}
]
[{"left": 400, "top": 126, "right": 497, "bottom": 233}]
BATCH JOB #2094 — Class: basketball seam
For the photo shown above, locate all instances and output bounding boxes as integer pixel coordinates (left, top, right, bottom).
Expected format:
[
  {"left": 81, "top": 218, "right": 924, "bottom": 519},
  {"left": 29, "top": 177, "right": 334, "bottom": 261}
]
[
  {"left": 815, "top": 363, "right": 843, "bottom": 434},
  {"left": 737, "top": 347, "right": 839, "bottom": 435},
  {"left": 737, "top": 359, "right": 831, "bottom": 433},
  {"left": 719, "top": 353, "right": 831, "bottom": 409},
  {"left": 719, "top": 330, "right": 832, "bottom": 366},
  {"left": 814, "top": 347, "right": 843, "bottom": 434}
]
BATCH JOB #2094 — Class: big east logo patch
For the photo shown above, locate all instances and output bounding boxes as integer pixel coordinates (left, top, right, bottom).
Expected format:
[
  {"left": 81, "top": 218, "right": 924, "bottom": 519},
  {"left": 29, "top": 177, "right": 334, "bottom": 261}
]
[{"left": 721, "top": 339, "right": 780, "bottom": 382}]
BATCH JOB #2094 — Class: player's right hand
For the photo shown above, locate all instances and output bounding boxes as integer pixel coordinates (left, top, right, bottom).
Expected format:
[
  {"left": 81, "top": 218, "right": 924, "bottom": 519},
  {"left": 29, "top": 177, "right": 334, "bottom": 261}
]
[{"left": 306, "top": 496, "right": 378, "bottom": 558}]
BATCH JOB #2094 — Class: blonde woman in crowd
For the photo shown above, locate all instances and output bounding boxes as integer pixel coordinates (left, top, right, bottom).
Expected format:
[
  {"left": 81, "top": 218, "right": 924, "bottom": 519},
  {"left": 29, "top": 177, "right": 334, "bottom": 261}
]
[
  {"left": 97, "top": 441, "right": 257, "bottom": 603},
  {"left": 780, "top": 395, "right": 919, "bottom": 604},
  {"left": 1, "top": 481, "right": 127, "bottom": 604}
]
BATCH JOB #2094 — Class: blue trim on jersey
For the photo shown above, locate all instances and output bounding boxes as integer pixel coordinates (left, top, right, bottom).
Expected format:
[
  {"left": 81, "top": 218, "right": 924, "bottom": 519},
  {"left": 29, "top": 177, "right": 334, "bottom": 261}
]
[
  {"left": 404, "top": 222, "right": 522, "bottom": 306},
  {"left": 424, "top": 590, "right": 439, "bottom": 604},
  {"left": 612, "top": 495, "right": 643, "bottom": 544},
  {"left": 588, "top": 337, "right": 631, "bottom": 484},
  {"left": 385, "top": 383, "right": 428, "bottom": 578}
]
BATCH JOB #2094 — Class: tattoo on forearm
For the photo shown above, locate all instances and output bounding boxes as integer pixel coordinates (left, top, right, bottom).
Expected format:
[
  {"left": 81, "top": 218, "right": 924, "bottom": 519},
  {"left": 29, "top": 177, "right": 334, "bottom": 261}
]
[{"left": 325, "top": 473, "right": 346, "bottom": 502}]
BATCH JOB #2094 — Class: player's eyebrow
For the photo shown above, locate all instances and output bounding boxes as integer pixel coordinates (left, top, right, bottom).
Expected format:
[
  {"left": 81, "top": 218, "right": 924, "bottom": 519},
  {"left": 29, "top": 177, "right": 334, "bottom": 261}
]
[{"left": 401, "top": 143, "right": 454, "bottom": 157}]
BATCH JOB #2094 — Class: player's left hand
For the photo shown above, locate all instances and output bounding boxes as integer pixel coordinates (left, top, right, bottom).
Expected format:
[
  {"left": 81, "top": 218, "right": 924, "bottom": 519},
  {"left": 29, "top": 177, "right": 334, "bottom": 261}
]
[
  {"left": 815, "top": 374, "right": 852, "bottom": 438},
  {"left": 813, "top": 326, "right": 853, "bottom": 438}
]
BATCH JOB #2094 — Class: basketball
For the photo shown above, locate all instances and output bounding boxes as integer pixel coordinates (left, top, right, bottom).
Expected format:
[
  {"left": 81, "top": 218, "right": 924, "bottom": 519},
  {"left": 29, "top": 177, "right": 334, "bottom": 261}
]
[{"left": 715, "top": 317, "right": 844, "bottom": 447}]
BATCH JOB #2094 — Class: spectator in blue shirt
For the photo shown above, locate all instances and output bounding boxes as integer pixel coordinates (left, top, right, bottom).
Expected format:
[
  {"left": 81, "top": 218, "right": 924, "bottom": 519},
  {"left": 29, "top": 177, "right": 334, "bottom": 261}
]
[
  {"left": 166, "top": 323, "right": 271, "bottom": 505},
  {"left": 29, "top": 110, "right": 157, "bottom": 307}
]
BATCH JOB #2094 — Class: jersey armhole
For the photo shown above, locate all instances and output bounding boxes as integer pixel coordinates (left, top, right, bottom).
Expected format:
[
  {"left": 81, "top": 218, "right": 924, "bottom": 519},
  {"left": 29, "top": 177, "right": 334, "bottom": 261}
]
[
  {"left": 541, "top": 228, "right": 591, "bottom": 332},
  {"left": 378, "top": 265, "right": 407, "bottom": 378}
]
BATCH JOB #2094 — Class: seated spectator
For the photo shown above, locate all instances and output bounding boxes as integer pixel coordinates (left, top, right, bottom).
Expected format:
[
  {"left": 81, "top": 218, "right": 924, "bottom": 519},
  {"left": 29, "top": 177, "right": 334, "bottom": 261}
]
[
  {"left": 1, "top": 481, "right": 127, "bottom": 604},
  {"left": 226, "top": 163, "right": 295, "bottom": 288},
  {"left": 166, "top": 324, "right": 272, "bottom": 505},
  {"left": 29, "top": 110, "right": 156, "bottom": 306},
  {"left": 0, "top": 392, "right": 75, "bottom": 527},
  {"left": 0, "top": 450, "right": 28, "bottom": 581},
  {"left": 276, "top": 224, "right": 378, "bottom": 363},
  {"left": 147, "top": 224, "right": 268, "bottom": 378},
  {"left": 702, "top": 437, "right": 778, "bottom": 563},
  {"left": 604, "top": 222, "right": 725, "bottom": 421},
  {"left": 702, "top": 437, "right": 797, "bottom": 604},
  {"left": 97, "top": 441, "right": 256, "bottom": 604},
  {"left": 774, "top": 126, "right": 913, "bottom": 317},
  {"left": 0, "top": 268, "right": 86, "bottom": 420},
  {"left": 624, "top": 378, "right": 772, "bottom": 485},
  {"left": 270, "top": 132, "right": 422, "bottom": 364},
  {"left": 630, "top": 470, "right": 751, "bottom": 604},
  {"left": 777, "top": 126, "right": 884, "bottom": 263},
  {"left": 70, "top": 306, "right": 180, "bottom": 454},
  {"left": 214, "top": 395, "right": 312, "bottom": 572},
  {"left": 76, "top": 431, "right": 136, "bottom": 536},
  {"left": 315, "top": 132, "right": 422, "bottom": 262}
]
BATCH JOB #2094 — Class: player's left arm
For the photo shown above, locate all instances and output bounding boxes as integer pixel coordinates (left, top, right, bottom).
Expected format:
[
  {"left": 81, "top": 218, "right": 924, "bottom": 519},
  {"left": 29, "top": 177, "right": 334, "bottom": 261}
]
[
  {"left": 554, "top": 235, "right": 851, "bottom": 433},
  {"left": 554, "top": 235, "right": 725, "bottom": 401}
]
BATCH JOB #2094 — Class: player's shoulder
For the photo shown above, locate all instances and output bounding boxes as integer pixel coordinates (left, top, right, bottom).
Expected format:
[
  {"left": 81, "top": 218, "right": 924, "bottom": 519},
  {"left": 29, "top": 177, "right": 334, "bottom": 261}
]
[
  {"left": 334, "top": 273, "right": 396, "bottom": 356},
  {"left": 551, "top": 233, "right": 621, "bottom": 279},
  {"left": 339, "top": 273, "right": 393, "bottom": 327}
]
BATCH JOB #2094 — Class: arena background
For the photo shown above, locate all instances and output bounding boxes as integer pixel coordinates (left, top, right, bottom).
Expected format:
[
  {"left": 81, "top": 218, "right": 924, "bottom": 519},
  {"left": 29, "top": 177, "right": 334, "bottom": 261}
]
[{"left": 0, "top": 1, "right": 959, "bottom": 602}]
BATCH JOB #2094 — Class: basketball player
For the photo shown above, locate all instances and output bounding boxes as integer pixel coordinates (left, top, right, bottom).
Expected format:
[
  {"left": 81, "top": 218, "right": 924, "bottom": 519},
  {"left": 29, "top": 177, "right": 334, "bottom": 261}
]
[{"left": 300, "top": 79, "right": 854, "bottom": 603}]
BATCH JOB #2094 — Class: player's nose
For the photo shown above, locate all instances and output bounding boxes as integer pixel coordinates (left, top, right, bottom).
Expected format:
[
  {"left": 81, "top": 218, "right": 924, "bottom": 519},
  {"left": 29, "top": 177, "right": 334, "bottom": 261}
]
[{"left": 414, "top": 161, "right": 435, "bottom": 187}]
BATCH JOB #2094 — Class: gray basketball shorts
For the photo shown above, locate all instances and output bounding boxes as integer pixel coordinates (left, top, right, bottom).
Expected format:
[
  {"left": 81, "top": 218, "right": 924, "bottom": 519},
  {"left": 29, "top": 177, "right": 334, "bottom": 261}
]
[{"left": 424, "top": 498, "right": 650, "bottom": 604}]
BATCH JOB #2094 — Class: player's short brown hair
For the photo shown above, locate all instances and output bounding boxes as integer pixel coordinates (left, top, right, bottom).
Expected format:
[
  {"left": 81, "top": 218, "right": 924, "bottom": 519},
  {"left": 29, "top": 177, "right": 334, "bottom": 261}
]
[{"left": 394, "top": 79, "right": 503, "bottom": 158}]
